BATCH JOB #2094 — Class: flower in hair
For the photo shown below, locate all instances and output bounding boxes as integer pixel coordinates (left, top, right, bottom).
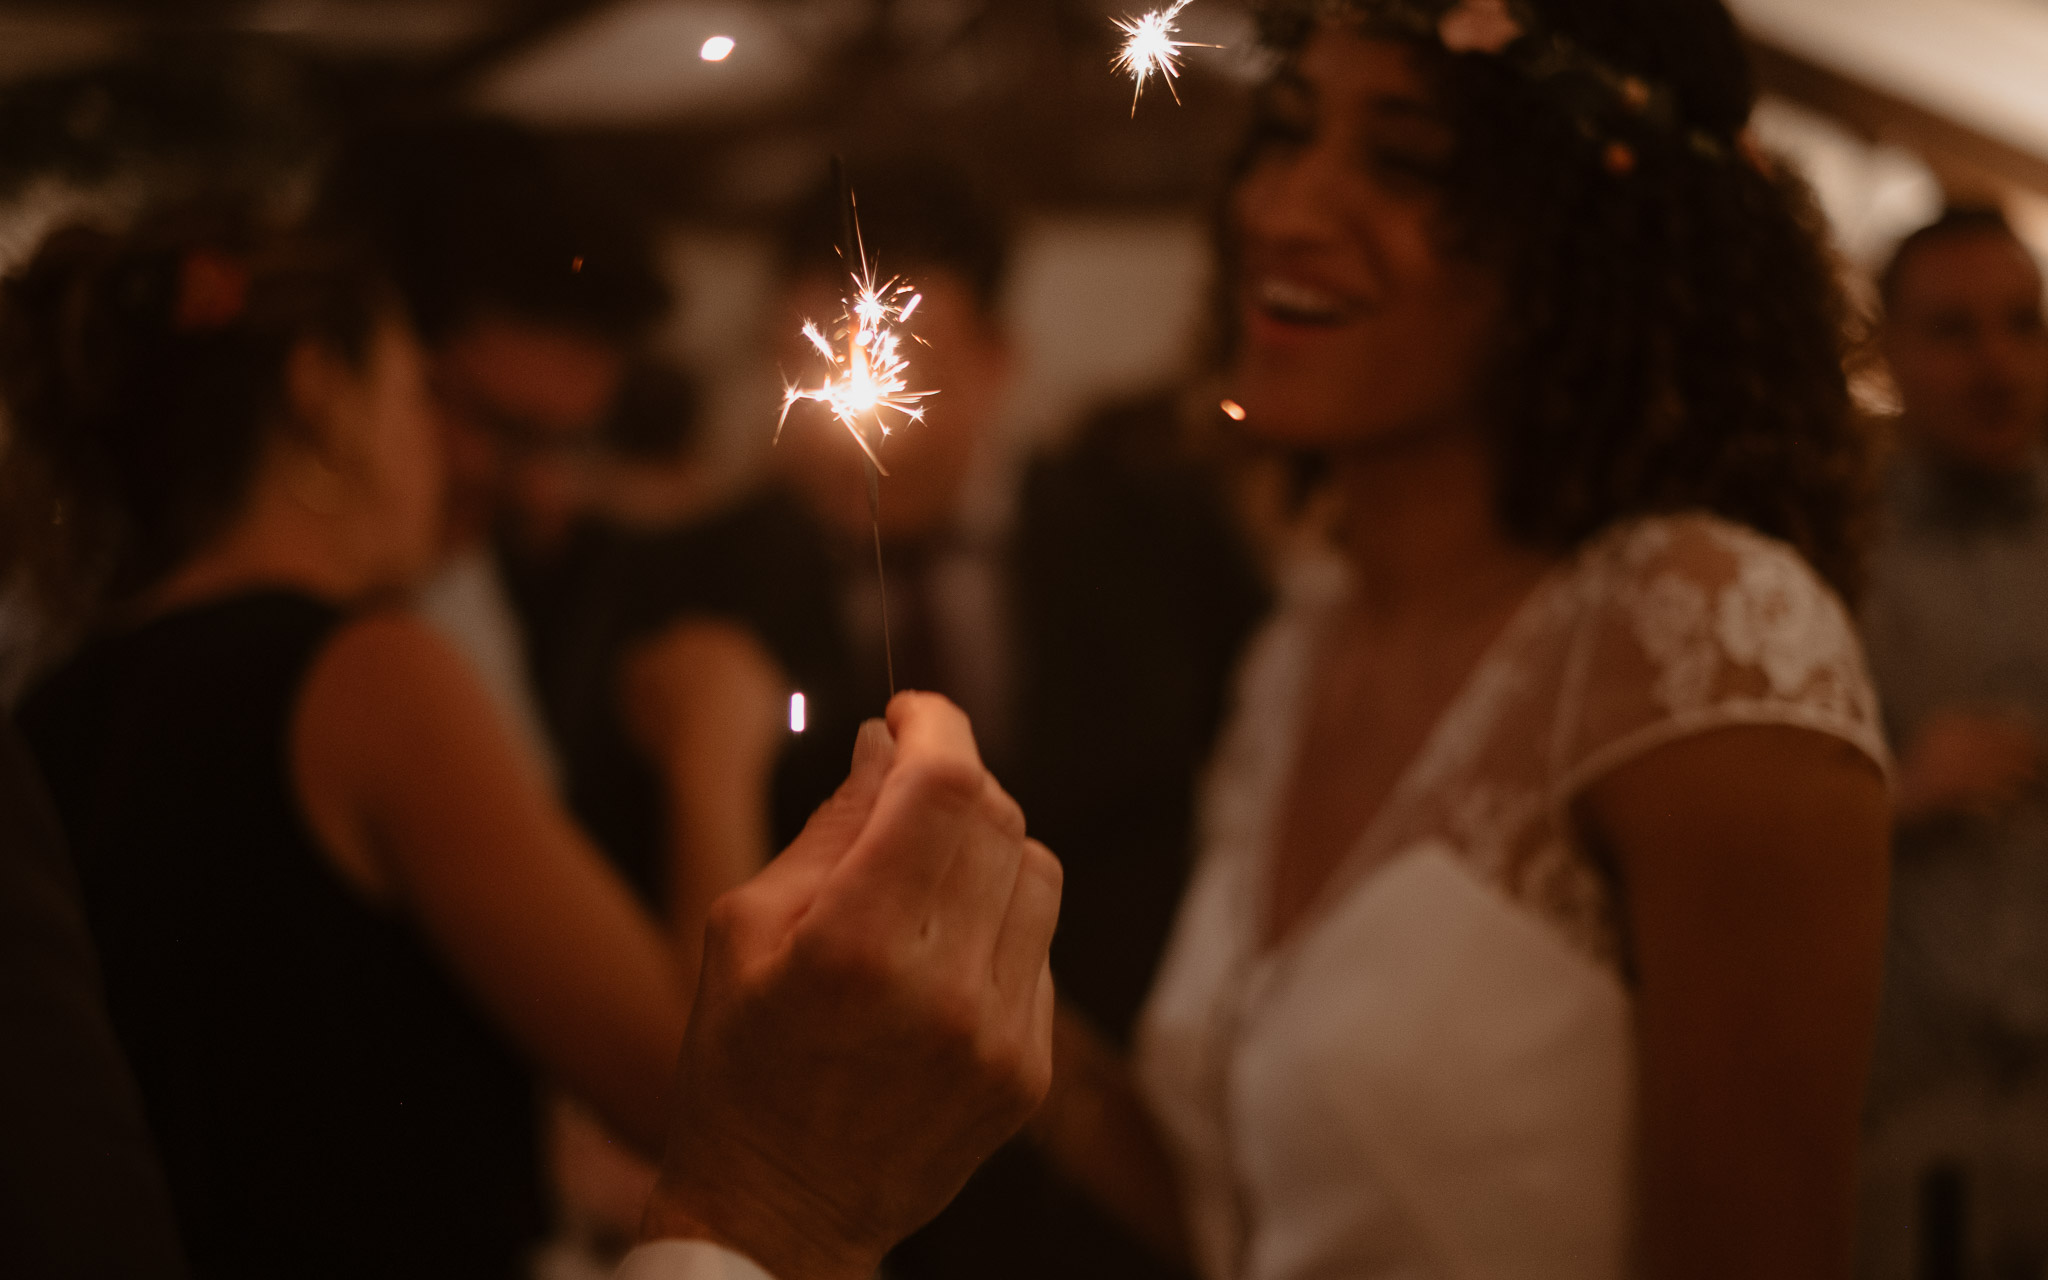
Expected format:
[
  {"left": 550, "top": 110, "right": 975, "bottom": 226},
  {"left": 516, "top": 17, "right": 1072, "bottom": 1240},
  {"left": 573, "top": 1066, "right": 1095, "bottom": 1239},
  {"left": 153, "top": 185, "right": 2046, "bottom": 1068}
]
[
  {"left": 174, "top": 249, "right": 249, "bottom": 332},
  {"left": 1437, "top": 0, "right": 1522, "bottom": 55}
]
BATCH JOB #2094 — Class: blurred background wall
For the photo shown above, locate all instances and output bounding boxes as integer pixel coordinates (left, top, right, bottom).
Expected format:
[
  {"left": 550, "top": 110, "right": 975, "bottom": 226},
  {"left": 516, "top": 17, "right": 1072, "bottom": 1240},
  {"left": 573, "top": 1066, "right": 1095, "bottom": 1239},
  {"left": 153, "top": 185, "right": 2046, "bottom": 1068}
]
[{"left": 1, "top": 0, "right": 2046, "bottom": 473}]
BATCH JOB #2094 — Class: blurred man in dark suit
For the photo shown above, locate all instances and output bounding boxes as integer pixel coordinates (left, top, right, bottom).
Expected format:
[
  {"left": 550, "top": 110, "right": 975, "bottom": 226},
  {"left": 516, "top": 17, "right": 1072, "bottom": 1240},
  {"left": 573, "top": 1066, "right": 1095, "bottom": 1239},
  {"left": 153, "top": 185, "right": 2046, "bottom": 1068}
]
[{"left": 1859, "top": 207, "right": 2048, "bottom": 1279}]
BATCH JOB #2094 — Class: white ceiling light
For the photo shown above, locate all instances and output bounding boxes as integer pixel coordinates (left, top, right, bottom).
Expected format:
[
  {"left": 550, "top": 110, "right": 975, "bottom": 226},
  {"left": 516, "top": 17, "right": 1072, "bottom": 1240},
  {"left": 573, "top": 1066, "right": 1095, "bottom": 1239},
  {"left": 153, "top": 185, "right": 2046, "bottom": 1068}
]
[{"left": 476, "top": 1, "right": 805, "bottom": 126}]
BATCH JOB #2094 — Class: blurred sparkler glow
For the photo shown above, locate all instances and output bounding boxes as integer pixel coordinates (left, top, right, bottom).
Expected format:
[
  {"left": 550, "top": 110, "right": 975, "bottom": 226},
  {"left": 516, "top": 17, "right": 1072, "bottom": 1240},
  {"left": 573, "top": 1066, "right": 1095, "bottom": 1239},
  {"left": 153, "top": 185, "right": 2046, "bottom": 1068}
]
[
  {"left": 699, "top": 35, "right": 735, "bottom": 61},
  {"left": 1111, "top": 2, "right": 1218, "bottom": 114},
  {"left": 775, "top": 204, "right": 934, "bottom": 478}
]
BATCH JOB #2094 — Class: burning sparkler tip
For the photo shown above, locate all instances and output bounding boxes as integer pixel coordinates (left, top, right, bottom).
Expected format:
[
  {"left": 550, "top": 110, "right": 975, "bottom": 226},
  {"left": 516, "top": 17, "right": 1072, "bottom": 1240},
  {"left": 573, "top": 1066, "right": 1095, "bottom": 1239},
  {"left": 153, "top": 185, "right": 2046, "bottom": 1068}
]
[{"left": 1112, "top": 0, "right": 1222, "bottom": 112}]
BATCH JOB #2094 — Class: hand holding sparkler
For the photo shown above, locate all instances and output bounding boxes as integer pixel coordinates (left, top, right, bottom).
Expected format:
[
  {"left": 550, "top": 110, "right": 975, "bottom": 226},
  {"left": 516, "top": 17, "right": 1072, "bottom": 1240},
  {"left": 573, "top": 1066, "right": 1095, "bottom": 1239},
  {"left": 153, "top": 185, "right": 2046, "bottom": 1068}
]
[{"left": 1111, "top": 1, "right": 1221, "bottom": 115}]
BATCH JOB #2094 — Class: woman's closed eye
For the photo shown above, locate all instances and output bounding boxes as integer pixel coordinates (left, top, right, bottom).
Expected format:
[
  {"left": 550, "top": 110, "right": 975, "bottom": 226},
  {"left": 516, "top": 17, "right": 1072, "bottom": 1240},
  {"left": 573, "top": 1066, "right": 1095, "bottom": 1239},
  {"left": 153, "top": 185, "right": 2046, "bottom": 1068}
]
[
  {"left": 1250, "top": 80, "right": 1316, "bottom": 155},
  {"left": 1250, "top": 109, "right": 1314, "bottom": 154},
  {"left": 1361, "top": 143, "right": 1450, "bottom": 195}
]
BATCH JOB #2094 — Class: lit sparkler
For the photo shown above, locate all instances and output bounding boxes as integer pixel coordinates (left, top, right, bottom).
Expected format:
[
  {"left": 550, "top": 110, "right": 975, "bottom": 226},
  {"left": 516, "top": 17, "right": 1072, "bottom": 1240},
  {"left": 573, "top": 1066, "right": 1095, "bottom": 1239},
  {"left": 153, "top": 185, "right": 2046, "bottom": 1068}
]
[
  {"left": 1111, "top": 1, "right": 1219, "bottom": 115},
  {"left": 770, "top": 270, "right": 933, "bottom": 475},
  {"left": 774, "top": 245, "right": 932, "bottom": 477},
  {"left": 776, "top": 167, "right": 933, "bottom": 697}
]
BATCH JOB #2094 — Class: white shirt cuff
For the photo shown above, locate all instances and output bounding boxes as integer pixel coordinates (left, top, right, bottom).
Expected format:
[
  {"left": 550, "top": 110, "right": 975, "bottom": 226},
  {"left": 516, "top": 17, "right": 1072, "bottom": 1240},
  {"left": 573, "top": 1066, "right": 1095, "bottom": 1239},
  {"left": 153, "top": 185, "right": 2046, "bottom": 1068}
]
[{"left": 614, "top": 1238, "right": 779, "bottom": 1280}]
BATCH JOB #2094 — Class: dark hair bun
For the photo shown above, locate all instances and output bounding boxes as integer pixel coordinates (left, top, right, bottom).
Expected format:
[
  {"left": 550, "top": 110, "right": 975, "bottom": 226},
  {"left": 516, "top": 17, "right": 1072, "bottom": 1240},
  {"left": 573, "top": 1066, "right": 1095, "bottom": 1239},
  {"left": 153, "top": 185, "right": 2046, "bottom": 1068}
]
[{"left": 0, "top": 212, "right": 390, "bottom": 627}]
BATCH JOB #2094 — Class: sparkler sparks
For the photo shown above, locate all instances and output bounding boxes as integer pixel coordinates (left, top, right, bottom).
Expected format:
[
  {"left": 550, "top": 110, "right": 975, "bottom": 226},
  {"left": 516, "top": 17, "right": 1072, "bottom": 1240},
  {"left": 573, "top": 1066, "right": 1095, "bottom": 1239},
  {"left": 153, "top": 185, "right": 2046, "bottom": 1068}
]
[
  {"left": 1111, "top": 1, "right": 1219, "bottom": 115},
  {"left": 775, "top": 214, "right": 934, "bottom": 478},
  {"left": 776, "top": 173, "right": 929, "bottom": 699}
]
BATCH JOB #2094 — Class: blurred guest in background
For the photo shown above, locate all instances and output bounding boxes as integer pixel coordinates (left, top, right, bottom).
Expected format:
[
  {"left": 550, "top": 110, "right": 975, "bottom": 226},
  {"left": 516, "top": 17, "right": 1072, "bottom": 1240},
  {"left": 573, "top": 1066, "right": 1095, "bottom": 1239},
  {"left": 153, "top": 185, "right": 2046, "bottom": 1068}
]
[
  {"left": 0, "top": 215, "right": 689, "bottom": 1278},
  {"left": 500, "top": 358, "right": 789, "bottom": 1266},
  {"left": 315, "top": 114, "right": 671, "bottom": 785},
  {"left": 317, "top": 122, "right": 707, "bottom": 1264},
  {"left": 1859, "top": 207, "right": 2048, "bottom": 1279},
  {"left": 502, "top": 356, "right": 776, "bottom": 954}
]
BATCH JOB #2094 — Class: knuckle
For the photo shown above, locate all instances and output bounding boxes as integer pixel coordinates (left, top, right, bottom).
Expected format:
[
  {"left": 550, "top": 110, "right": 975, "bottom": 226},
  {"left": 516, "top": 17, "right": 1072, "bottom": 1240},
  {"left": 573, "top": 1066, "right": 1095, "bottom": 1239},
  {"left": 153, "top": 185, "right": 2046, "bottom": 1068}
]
[
  {"left": 699, "top": 890, "right": 751, "bottom": 951},
  {"left": 982, "top": 785, "right": 1028, "bottom": 842},
  {"left": 1013, "top": 1046, "right": 1055, "bottom": 1114},
  {"left": 898, "top": 755, "right": 987, "bottom": 814},
  {"left": 1023, "top": 841, "right": 1064, "bottom": 895},
  {"left": 965, "top": 1019, "right": 1017, "bottom": 1082},
  {"left": 976, "top": 1024, "right": 1047, "bottom": 1115}
]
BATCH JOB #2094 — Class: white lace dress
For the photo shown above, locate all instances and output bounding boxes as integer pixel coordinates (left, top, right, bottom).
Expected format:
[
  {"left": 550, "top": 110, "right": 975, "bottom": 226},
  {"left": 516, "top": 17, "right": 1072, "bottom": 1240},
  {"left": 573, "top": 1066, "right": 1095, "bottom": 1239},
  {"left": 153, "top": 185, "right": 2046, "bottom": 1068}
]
[{"left": 1134, "top": 513, "right": 1889, "bottom": 1280}]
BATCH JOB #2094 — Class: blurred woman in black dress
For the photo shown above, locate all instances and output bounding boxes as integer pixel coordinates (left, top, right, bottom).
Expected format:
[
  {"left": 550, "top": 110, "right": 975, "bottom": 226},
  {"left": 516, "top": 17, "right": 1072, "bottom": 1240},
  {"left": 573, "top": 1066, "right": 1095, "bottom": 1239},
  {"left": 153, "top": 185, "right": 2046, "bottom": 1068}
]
[{"left": 1, "top": 216, "right": 687, "bottom": 1278}]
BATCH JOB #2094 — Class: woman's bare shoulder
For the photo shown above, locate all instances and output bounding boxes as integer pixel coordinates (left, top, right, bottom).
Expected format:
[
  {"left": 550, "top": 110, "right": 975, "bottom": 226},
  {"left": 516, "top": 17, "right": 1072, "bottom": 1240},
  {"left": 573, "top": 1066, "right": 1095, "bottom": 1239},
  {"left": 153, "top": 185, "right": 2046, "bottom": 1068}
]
[{"left": 290, "top": 607, "right": 539, "bottom": 882}]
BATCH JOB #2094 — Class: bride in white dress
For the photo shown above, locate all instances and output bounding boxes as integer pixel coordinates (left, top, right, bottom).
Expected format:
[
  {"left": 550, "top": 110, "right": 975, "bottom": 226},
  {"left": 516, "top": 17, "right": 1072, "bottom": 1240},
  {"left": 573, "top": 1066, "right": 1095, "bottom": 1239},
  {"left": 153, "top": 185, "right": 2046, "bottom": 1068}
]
[{"left": 1029, "top": 2, "right": 1892, "bottom": 1278}]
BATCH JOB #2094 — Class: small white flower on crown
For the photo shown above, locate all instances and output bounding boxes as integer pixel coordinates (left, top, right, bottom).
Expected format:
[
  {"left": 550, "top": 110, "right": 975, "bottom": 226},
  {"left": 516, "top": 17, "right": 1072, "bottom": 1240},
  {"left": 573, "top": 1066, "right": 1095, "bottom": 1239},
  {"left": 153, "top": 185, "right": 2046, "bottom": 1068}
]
[{"left": 1437, "top": 0, "right": 1523, "bottom": 55}]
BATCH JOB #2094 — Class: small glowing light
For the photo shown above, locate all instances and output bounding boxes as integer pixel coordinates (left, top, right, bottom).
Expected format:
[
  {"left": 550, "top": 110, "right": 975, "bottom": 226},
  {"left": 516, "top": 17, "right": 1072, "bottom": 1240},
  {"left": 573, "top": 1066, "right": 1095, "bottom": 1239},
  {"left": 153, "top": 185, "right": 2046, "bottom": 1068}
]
[
  {"left": 788, "top": 691, "right": 807, "bottom": 734},
  {"left": 1219, "top": 398, "right": 1246, "bottom": 421},
  {"left": 700, "top": 35, "right": 735, "bottom": 62},
  {"left": 1111, "top": 1, "right": 1220, "bottom": 115},
  {"left": 570, "top": 256, "right": 584, "bottom": 272}
]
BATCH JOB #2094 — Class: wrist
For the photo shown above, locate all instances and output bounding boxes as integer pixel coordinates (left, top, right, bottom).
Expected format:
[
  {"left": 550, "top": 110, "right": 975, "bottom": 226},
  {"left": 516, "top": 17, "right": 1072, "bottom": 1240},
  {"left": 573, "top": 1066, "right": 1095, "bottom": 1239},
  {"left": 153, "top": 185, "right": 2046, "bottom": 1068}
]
[{"left": 640, "top": 1164, "right": 882, "bottom": 1280}]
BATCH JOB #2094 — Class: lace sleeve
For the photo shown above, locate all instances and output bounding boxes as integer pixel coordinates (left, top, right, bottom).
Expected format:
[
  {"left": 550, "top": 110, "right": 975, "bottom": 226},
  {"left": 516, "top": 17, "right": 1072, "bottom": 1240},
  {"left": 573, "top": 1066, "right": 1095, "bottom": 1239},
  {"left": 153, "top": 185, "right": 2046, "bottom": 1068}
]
[{"left": 1553, "top": 515, "right": 1890, "bottom": 799}]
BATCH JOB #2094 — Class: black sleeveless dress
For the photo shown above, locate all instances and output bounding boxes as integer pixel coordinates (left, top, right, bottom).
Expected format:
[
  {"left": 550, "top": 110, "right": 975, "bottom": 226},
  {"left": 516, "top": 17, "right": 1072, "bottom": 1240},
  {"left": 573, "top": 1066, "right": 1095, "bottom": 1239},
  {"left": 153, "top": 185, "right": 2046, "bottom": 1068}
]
[{"left": 20, "top": 592, "right": 542, "bottom": 1279}]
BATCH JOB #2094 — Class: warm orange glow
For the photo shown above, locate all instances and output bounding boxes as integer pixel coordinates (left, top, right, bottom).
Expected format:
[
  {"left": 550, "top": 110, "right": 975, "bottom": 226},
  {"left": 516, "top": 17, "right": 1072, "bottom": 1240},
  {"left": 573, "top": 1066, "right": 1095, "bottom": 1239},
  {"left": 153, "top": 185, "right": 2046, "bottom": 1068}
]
[{"left": 777, "top": 196, "right": 936, "bottom": 474}]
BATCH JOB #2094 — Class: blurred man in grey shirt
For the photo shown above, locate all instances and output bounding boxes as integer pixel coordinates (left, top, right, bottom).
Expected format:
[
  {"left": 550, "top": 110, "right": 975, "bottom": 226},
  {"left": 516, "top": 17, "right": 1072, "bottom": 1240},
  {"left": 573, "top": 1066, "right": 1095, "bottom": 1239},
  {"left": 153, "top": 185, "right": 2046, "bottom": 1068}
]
[{"left": 1859, "top": 207, "right": 2048, "bottom": 1279}]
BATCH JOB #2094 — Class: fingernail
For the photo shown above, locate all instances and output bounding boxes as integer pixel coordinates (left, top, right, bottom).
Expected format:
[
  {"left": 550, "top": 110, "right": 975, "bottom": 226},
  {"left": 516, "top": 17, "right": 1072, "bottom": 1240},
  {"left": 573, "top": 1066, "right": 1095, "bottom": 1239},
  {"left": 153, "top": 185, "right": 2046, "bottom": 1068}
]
[{"left": 852, "top": 718, "right": 897, "bottom": 774}]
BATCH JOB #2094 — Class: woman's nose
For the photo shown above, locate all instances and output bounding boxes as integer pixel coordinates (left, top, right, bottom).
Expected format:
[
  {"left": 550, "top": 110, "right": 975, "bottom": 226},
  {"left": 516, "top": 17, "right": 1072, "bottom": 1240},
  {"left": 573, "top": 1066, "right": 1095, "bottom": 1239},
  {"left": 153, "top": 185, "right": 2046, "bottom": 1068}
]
[{"left": 1239, "top": 147, "right": 1348, "bottom": 252}]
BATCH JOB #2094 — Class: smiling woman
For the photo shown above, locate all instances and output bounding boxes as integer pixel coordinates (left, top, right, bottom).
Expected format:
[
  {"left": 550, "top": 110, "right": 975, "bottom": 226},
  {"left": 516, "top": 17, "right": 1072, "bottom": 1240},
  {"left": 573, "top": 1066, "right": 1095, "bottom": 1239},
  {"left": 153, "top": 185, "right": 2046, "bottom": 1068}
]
[
  {"left": 1028, "top": 3, "right": 1893, "bottom": 1279},
  {"left": 1227, "top": 0, "right": 1867, "bottom": 597}
]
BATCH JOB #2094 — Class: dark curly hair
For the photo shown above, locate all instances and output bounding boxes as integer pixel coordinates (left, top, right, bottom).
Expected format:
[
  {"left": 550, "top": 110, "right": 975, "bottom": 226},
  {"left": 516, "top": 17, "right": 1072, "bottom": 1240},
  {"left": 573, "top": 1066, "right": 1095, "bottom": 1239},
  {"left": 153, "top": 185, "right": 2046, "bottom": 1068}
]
[
  {"left": 0, "top": 212, "right": 392, "bottom": 642},
  {"left": 1247, "top": 0, "right": 1870, "bottom": 598}
]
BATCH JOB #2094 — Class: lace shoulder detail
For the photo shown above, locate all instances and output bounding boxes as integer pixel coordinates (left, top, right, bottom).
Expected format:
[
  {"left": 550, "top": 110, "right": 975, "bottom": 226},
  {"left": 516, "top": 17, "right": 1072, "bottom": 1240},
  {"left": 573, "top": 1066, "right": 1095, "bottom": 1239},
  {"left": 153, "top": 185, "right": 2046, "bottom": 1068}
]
[{"left": 1555, "top": 514, "right": 1890, "bottom": 798}]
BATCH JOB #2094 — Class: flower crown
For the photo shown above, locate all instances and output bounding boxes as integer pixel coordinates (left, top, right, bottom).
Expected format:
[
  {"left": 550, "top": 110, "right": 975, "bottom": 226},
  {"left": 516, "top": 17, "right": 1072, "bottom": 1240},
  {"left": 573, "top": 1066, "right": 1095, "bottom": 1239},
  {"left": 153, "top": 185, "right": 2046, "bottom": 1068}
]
[{"left": 1300, "top": 0, "right": 1756, "bottom": 175}]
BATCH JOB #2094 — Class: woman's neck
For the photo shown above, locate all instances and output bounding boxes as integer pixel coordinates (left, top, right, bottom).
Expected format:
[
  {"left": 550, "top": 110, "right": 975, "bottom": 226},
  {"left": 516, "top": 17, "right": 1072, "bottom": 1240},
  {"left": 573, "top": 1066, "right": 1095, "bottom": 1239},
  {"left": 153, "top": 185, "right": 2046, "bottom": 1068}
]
[
  {"left": 143, "top": 484, "right": 385, "bottom": 620},
  {"left": 1328, "top": 431, "right": 1553, "bottom": 627}
]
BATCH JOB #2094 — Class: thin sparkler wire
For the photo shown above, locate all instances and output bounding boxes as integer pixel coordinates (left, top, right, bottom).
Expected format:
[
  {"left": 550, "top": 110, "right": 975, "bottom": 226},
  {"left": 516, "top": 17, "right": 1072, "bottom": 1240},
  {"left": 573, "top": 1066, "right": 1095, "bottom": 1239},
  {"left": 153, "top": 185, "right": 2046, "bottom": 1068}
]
[
  {"left": 835, "top": 156, "right": 897, "bottom": 700},
  {"left": 869, "top": 469, "right": 896, "bottom": 699}
]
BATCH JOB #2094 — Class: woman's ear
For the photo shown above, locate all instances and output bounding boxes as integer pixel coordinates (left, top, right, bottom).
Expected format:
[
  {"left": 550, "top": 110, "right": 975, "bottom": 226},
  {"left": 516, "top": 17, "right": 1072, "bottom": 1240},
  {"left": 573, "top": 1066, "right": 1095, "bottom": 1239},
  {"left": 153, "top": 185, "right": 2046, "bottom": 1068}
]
[{"left": 283, "top": 337, "right": 358, "bottom": 462}]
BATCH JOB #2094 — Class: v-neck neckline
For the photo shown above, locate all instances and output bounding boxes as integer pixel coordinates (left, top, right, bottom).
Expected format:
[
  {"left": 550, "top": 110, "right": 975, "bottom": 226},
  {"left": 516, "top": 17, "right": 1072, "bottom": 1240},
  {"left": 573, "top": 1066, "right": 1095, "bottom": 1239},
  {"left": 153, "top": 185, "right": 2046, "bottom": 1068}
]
[{"left": 1249, "top": 553, "right": 1573, "bottom": 962}]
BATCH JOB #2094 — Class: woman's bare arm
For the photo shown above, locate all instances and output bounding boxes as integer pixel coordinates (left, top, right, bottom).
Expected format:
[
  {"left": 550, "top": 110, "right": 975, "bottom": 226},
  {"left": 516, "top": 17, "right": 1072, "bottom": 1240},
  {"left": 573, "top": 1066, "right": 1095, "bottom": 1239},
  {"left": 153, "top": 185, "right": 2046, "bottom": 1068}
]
[
  {"left": 1029, "top": 1003, "right": 1191, "bottom": 1267},
  {"left": 1582, "top": 723, "right": 1889, "bottom": 1280},
  {"left": 621, "top": 619, "right": 789, "bottom": 989},
  {"left": 292, "top": 612, "right": 688, "bottom": 1157}
]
